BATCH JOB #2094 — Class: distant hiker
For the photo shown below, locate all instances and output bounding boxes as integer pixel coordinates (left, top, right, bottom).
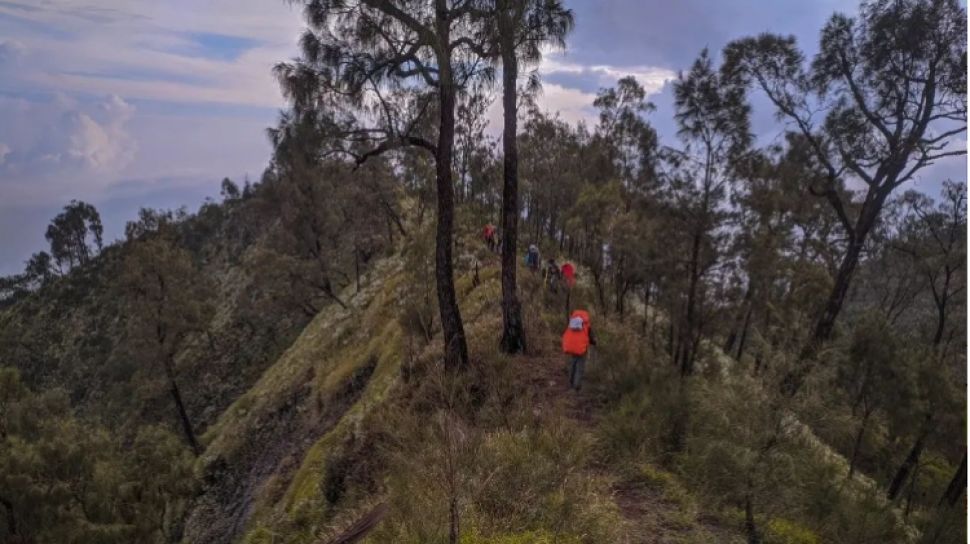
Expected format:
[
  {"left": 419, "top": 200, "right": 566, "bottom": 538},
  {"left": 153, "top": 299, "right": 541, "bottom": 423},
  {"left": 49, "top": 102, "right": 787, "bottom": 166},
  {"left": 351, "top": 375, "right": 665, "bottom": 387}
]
[
  {"left": 544, "top": 258, "right": 561, "bottom": 293},
  {"left": 525, "top": 244, "right": 540, "bottom": 272},
  {"left": 482, "top": 223, "right": 498, "bottom": 253},
  {"left": 562, "top": 309, "right": 596, "bottom": 391},
  {"left": 560, "top": 261, "right": 576, "bottom": 289}
]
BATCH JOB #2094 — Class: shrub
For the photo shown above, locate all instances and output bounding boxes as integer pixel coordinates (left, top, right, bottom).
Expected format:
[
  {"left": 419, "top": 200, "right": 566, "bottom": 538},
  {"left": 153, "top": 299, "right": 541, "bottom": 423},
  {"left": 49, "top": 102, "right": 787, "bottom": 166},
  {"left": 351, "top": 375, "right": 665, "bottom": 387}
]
[{"left": 764, "top": 518, "right": 819, "bottom": 544}]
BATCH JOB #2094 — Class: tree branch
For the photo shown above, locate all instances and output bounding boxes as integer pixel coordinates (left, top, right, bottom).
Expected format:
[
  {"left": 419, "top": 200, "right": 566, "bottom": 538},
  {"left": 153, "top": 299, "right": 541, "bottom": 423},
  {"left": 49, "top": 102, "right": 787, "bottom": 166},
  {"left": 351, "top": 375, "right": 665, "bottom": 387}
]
[{"left": 352, "top": 135, "right": 437, "bottom": 168}]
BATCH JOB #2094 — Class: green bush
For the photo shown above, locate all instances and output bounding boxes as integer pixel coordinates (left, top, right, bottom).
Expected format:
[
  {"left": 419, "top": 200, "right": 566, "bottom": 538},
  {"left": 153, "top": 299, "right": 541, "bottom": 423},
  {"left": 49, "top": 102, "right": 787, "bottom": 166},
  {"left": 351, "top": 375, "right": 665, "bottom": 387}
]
[{"left": 764, "top": 518, "right": 819, "bottom": 544}]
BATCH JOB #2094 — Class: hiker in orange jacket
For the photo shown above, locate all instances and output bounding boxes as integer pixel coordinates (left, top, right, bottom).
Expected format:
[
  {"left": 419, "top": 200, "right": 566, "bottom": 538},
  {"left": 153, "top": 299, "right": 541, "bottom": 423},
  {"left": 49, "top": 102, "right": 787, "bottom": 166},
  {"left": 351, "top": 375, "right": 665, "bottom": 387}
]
[{"left": 562, "top": 309, "right": 597, "bottom": 391}]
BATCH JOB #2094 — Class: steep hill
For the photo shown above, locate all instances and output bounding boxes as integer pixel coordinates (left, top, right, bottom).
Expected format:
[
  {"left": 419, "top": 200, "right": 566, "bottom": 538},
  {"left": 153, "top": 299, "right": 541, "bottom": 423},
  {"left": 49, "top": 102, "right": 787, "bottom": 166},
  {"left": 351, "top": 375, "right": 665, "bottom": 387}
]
[
  {"left": 2, "top": 202, "right": 963, "bottom": 544},
  {"left": 183, "top": 238, "right": 751, "bottom": 544},
  {"left": 0, "top": 198, "right": 312, "bottom": 435}
]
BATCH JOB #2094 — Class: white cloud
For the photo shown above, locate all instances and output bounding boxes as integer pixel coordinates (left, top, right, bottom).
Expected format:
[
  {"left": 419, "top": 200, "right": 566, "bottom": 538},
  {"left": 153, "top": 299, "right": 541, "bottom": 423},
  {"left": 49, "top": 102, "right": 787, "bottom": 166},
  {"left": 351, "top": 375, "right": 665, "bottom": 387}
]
[
  {"left": 482, "top": 51, "right": 675, "bottom": 128},
  {"left": 41, "top": 94, "right": 136, "bottom": 171},
  {"left": 0, "top": 0, "right": 303, "bottom": 107},
  {"left": 0, "top": 0, "right": 679, "bottom": 210},
  {"left": 533, "top": 83, "right": 600, "bottom": 126},
  {"left": 0, "top": 1, "right": 299, "bottom": 207},
  {"left": 540, "top": 52, "right": 677, "bottom": 97},
  {"left": 519, "top": 49, "right": 678, "bottom": 125},
  {"left": 0, "top": 94, "right": 138, "bottom": 204}
]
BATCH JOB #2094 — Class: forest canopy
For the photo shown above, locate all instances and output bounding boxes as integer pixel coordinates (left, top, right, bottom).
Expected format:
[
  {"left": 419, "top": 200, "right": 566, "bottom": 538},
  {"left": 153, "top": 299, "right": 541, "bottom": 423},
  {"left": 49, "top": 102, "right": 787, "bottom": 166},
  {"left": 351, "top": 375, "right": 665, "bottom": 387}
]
[{"left": 0, "top": 1, "right": 965, "bottom": 543}]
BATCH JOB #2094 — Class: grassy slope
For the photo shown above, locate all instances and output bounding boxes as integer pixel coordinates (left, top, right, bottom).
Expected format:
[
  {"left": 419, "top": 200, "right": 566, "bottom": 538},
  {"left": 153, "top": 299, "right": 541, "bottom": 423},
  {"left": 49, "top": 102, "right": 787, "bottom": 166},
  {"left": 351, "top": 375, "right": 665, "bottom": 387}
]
[
  {"left": 189, "top": 228, "right": 938, "bottom": 544},
  {"left": 193, "top": 235, "right": 750, "bottom": 544},
  {"left": 184, "top": 256, "right": 406, "bottom": 543}
]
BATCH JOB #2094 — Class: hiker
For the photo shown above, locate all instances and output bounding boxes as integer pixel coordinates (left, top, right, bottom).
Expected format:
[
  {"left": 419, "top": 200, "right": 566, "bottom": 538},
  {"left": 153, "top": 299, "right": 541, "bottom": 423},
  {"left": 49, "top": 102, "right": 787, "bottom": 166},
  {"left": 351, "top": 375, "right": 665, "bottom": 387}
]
[
  {"left": 482, "top": 223, "right": 498, "bottom": 253},
  {"left": 562, "top": 309, "right": 596, "bottom": 391},
  {"left": 525, "top": 244, "right": 540, "bottom": 272},
  {"left": 543, "top": 258, "right": 561, "bottom": 293},
  {"left": 560, "top": 261, "right": 576, "bottom": 289}
]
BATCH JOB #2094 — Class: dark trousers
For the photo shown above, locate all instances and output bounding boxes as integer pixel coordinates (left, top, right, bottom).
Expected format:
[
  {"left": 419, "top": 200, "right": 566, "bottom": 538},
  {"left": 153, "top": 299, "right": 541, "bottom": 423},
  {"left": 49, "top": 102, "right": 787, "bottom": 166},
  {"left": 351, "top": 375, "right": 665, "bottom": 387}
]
[{"left": 569, "top": 354, "right": 586, "bottom": 390}]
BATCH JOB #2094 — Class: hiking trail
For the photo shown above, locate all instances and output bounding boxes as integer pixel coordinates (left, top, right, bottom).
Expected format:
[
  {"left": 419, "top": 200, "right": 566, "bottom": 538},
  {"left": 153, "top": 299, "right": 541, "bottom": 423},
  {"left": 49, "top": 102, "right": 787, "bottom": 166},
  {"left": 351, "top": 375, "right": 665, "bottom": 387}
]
[{"left": 512, "top": 346, "right": 734, "bottom": 543}]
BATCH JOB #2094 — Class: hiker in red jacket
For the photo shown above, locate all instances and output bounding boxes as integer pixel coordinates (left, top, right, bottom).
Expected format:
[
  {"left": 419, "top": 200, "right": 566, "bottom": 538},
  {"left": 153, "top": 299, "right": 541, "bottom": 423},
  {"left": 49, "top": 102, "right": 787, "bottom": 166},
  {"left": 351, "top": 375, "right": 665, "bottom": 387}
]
[
  {"left": 482, "top": 223, "right": 498, "bottom": 253},
  {"left": 560, "top": 261, "right": 576, "bottom": 289},
  {"left": 562, "top": 309, "right": 597, "bottom": 391}
]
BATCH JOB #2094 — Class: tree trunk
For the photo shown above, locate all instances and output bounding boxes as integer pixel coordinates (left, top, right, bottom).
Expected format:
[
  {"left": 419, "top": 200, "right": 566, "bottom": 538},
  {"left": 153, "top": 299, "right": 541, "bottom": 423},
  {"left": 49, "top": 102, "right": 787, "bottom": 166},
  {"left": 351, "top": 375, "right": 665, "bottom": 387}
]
[
  {"left": 667, "top": 321, "right": 675, "bottom": 358},
  {"left": 811, "top": 238, "right": 864, "bottom": 344},
  {"left": 725, "top": 283, "right": 754, "bottom": 356},
  {"left": 498, "top": 3, "right": 526, "bottom": 355},
  {"left": 735, "top": 304, "right": 753, "bottom": 361},
  {"left": 448, "top": 494, "right": 459, "bottom": 544},
  {"left": 904, "top": 462, "right": 919, "bottom": 519},
  {"left": 744, "top": 494, "right": 761, "bottom": 544},
  {"left": 433, "top": 36, "right": 468, "bottom": 369},
  {"left": 163, "top": 358, "right": 201, "bottom": 455},
  {"left": 355, "top": 248, "right": 361, "bottom": 294},
  {"left": 615, "top": 284, "right": 627, "bottom": 317},
  {"left": 642, "top": 283, "right": 652, "bottom": 334},
  {"left": 592, "top": 265, "right": 608, "bottom": 315},
  {"left": 783, "top": 233, "right": 866, "bottom": 396},
  {"left": 667, "top": 379, "right": 689, "bottom": 457},
  {"left": 805, "top": 192, "right": 889, "bottom": 358},
  {"left": 939, "top": 453, "right": 966, "bottom": 508},
  {"left": 326, "top": 502, "right": 389, "bottom": 544},
  {"left": 847, "top": 407, "right": 872, "bottom": 479},
  {"left": 679, "top": 229, "right": 703, "bottom": 376},
  {"left": 564, "top": 288, "right": 571, "bottom": 321},
  {"left": 888, "top": 418, "right": 931, "bottom": 501},
  {"left": 0, "top": 495, "right": 16, "bottom": 539},
  {"left": 932, "top": 288, "right": 948, "bottom": 346}
]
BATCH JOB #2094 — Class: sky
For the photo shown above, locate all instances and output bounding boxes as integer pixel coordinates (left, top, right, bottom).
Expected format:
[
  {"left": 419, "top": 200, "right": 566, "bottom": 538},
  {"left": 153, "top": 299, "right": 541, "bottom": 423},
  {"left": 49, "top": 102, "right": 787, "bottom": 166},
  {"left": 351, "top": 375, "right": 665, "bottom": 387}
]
[{"left": 0, "top": 0, "right": 965, "bottom": 275}]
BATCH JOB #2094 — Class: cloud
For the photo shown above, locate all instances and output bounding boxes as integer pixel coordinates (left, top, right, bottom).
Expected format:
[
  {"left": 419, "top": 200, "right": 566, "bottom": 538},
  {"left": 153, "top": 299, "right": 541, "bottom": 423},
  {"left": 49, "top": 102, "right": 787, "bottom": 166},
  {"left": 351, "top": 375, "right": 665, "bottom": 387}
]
[
  {"left": 0, "top": 94, "right": 137, "bottom": 204},
  {"left": 509, "top": 50, "right": 679, "bottom": 126},
  {"left": 540, "top": 52, "right": 677, "bottom": 98},
  {"left": 0, "top": 0, "right": 297, "bottom": 211},
  {"left": 39, "top": 94, "right": 135, "bottom": 171},
  {"left": 0, "top": 0, "right": 303, "bottom": 107},
  {"left": 532, "top": 83, "right": 599, "bottom": 125}
]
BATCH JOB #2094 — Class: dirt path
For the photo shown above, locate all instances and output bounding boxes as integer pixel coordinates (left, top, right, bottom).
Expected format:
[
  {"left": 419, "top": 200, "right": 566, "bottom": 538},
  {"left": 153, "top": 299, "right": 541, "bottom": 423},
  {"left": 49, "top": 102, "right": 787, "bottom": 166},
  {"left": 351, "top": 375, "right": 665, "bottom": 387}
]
[
  {"left": 514, "top": 347, "right": 735, "bottom": 543},
  {"left": 478, "top": 253, "right": 735, "bottom": 542}
]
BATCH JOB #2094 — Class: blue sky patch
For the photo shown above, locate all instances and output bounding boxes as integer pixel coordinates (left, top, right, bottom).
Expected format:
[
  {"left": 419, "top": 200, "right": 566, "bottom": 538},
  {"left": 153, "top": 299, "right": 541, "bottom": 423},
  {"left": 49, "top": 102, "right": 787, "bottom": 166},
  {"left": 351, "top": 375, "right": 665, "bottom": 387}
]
[
  {"left": 542, "top": 70, "right": 604, "bottom": 95},
  {"left": 182, "top": 32, "right": 261, "bottom": 61}
]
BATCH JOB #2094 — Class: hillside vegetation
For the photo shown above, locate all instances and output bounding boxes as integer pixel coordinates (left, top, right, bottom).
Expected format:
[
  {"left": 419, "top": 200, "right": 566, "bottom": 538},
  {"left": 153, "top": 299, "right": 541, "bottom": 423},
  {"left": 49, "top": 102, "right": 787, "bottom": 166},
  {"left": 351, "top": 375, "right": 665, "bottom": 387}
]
[{"left": 0, "top": 0, "right": 966, "bottom": 543}]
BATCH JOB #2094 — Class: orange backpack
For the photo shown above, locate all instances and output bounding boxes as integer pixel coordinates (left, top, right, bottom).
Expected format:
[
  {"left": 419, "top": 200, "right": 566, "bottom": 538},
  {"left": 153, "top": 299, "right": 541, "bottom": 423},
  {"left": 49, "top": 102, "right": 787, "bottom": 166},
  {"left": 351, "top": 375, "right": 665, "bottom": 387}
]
[{"left": 562, "top": 310, "right": 591, "bottom": 356}]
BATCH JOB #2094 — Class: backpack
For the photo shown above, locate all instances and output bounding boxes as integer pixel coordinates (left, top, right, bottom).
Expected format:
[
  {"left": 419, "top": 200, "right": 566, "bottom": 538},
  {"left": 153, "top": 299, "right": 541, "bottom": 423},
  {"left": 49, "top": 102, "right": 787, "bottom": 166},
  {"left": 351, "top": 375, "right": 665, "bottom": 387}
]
[
  {"left": 562, "top": 310, "right": 591, "bottom": 355},
  {"left": 561, "top": 262, "right": 576, "bottom": 287}
]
